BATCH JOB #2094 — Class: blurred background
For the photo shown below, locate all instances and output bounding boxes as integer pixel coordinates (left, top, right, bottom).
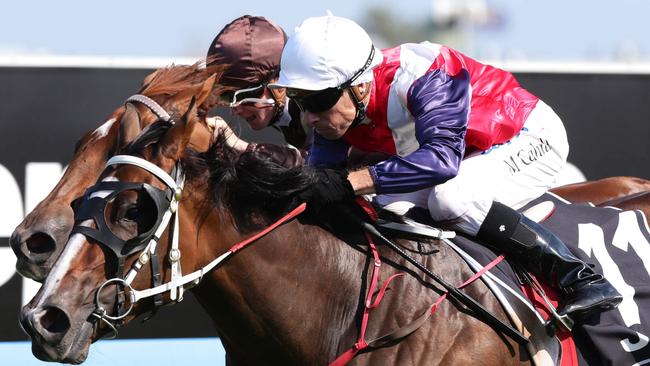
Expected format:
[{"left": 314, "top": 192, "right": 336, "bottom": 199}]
[
  {"left": 4, "top": 0, "right": 650, "bottom": 61},
  {"left": 1, "top": 0, "right": 649, "bottom": 365}
]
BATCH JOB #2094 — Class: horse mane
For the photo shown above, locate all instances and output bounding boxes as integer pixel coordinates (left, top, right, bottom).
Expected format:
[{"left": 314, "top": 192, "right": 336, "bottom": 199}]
[
  {"left": 120, "top": 121, "right": 314, "bottom": 232},
  {"left": 139, "top": 61, "right": 228, "bottom": 97},
  {"left": 138, "top": 61, "right": 230, "bottom": 115},
  {"left": 183, "top": 132, "right": 316, "bottom": 233},
  {"left": 139, "top": 62, "right": 206, "bottom": 96}
]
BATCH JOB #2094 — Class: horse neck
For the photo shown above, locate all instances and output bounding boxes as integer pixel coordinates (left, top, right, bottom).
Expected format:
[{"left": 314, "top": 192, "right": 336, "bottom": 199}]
[
  {"left": 188, "top": 209, "right": 369, "bottom": 364},
  {"left": 185, "top": 205, "right": 484, "bottom": 364}
]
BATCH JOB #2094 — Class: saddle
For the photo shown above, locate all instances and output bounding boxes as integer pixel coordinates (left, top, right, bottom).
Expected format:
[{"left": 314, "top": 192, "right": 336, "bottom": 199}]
[{"left": 372, "top": 200, "right": 573, "bottom": 366}]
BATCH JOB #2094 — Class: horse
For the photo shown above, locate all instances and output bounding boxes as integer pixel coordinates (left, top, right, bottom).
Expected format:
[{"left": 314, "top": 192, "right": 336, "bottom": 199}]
[
  {"left": 10, "top": 62, "right": 650, "bottom": 287},
  {"left": 10, "top": 61, "right": 223, "bottom": 282},
  {"left": 550, "top": 177, "right": 650, "bottom": 211},
  {"left": 20, "top": 86, "right": 531, "bottom": 365}
]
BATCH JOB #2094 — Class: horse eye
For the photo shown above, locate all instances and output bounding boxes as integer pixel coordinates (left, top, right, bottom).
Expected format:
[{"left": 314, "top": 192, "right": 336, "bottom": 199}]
[{"left": 123, "top": 206, "right": 140, "bottom": 221}]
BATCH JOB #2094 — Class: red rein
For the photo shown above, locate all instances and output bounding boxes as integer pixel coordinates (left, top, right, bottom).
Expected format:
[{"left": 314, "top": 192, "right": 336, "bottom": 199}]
[{"left": 223, "top": 201, "right": 503, "bottom": 365}]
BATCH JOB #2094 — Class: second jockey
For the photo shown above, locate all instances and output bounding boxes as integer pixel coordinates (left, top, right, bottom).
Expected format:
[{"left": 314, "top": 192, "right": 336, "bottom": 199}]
[
  {"left": 205, "top": 15, "right": 308, "bottom": 168},
  {"left": 270, "top": 15, "right": 622, "bottom": 323}
]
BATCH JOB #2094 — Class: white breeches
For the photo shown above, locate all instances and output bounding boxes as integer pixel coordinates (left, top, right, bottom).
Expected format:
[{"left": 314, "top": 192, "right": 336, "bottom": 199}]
[{"left": 374, "top": 101, "right": 569, "bottom": 235}]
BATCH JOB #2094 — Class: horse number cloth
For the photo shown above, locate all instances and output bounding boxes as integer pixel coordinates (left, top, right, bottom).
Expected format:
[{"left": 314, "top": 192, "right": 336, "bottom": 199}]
[{"left": 455, "top": 193, "right": 650, "bottom": 365}]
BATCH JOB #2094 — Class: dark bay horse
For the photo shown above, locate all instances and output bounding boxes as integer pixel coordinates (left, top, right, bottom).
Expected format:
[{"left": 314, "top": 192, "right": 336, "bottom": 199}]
[
  {"left": 20, "top": 91, "right": 529, "bottom": 365},
  {"left": 10, "top": 62, "right": 222, "bottom": 282}
]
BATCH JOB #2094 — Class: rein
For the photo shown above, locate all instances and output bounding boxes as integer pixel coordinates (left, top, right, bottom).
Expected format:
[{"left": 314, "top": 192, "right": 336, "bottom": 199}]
[
  {"left": 86, "top": 152, "right": 307, "bottom": 339},
  {"left": 327, "top": 200, "right": 527, "bottom": 365}
]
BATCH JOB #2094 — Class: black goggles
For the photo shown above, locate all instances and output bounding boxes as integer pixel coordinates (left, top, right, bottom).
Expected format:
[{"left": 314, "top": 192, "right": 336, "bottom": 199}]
[
  {"left": 71, "top": 181, "right": 169, "bottom": 259},
  {"left": 287, "top": 87, "right": 344, "bottom": 113},
  {"left": 219, "top": 84, "right": 275, "bottom": 107},
  {"left": 286, "top": 45, "right": 375, "bottom": 113}
]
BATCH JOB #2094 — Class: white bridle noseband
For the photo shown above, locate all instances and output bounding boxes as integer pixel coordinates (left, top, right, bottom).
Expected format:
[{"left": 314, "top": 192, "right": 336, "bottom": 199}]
[
  {"left": 88, "top": 95, "right": 233, "bottom": 338},
  {"left": 89, "top": 94, "right": 301, "bottom": 339}
]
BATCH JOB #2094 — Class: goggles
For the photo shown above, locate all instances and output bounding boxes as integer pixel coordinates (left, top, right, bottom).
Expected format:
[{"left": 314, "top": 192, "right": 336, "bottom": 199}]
[
  {"left": 286, "top": 45, "right": 375, "bottom": 113},
  {"left": 287, "top": 87, "right": 344, "bottom": 113},
  {"left": 72, "top": 181, "right": 169, "bottom": 258},
  {"left": 219, "top": 84, "right": 275, "bottom": 107}
]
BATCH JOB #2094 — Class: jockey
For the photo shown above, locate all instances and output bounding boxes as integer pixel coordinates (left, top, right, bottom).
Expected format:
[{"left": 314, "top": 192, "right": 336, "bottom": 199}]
[
  {"left": 270, "top": 15, "right": 622, "bottom": 323},
  {"left": 205, "top": 15, "right": 307, "bottom": 167}
]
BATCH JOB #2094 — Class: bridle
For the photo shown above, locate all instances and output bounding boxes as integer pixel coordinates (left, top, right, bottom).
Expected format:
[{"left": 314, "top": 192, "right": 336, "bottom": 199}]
[
  {"left": 70, "top": 93, "right": 307, "bottom": 340},
  {"left": 70, "top": 94, "right": 215, "bottom": 338},
  {"left": 75, "top": 152, "right": 187, "bottom": 338}
]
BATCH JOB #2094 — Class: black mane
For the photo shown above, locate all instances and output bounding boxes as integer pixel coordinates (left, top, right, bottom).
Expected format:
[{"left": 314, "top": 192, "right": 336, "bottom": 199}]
[
  {"left": 115, "top": 121, "right": 381, "bottom": 244},
  {"left": 183, "top": 131, "right": 315, "bottom": 232},
  {"left": 121, "top": 122, "right": 316, "bottom": 233}
]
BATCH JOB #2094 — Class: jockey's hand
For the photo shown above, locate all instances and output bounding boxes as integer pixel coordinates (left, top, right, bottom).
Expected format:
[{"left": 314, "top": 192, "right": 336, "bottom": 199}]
[
  {"left": 206, "top": 116, "right": 229, "bottom": 136},
  {"left": 299, "top": 168, "right": 356, "bottom": 209},
  {"left": 206, "top": 116, "right": 250, "bottom": 152}
]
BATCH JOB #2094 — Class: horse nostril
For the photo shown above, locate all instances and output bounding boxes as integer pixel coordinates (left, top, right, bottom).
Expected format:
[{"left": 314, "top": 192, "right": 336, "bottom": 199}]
[
  {"left": 39, "top": 306, "right": 71, "bottom": 335},
  {"left": 26, "top": 232, "right": 56, "bottom": 255}
]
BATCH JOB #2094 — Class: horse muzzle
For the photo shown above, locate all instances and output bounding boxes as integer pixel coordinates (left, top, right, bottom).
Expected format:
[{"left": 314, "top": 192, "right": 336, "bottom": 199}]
[
  {"left": 20, "top": 303, "right": 93, "bottom": 364},
  {"left": 11, "top": 205, "right": 74, "bottom": 282}
]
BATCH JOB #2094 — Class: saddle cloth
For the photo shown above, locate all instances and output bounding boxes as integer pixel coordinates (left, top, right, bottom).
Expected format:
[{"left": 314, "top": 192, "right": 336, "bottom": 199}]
[{"left": 380, "top": 192, "right": 650, "bottom": 366}]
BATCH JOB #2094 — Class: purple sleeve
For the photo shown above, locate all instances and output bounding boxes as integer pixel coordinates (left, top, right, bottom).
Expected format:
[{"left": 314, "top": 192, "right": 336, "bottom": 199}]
[
  {"left": 369, "top": 68, "right": 470, "bottom": 194},
  {"left": 307, "top": 132, "right": 350, "bottom": 168}
]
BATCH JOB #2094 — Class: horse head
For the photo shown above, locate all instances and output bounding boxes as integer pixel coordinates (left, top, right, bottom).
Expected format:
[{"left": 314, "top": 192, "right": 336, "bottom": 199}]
[
  {"left": 18, "top": 77, "right": 224, "bottom": 363},
  {"left": 10, "top": 62, "right": 223, "bottom": 282}
]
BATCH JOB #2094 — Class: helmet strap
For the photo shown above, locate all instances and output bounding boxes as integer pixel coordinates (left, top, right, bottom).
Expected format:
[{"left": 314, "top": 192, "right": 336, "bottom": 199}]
[
  {"left": 267, "top": 81, "right": 286, "bottom": 126},
  {"left": 348, "top": 83, "right": 370, "bottom": 128}
]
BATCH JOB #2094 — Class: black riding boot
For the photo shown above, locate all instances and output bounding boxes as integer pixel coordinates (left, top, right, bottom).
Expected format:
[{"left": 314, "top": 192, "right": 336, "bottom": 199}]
[{"left": 476, "top": 202, "right": 622, "bottom": 322}]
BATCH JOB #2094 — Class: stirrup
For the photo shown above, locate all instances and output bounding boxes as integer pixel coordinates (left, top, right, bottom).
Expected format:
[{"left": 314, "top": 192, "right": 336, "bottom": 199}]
[
  {"left": 544, "top": 309, "right": 575, "bottom": 335},
  {"left": 518, "top": 267, "right": 575, "bottom": 334},
  {"left": 529, "top": 276, "right": 575, "bottom": 334}
]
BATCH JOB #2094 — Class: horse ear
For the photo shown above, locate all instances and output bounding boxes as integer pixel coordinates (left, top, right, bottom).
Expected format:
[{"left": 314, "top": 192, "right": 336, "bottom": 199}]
[
  {"left": 159, "top": 96, "right": 199, "bottom": 160},
  {"left": 118, "top": 104, "right": 142, "bottom": 149},
  {"left": 181, "top": 96, "right": 198, "bottom": 126},
  {"left": 195, "top": 74, "right": 217, "bottom": 109}
]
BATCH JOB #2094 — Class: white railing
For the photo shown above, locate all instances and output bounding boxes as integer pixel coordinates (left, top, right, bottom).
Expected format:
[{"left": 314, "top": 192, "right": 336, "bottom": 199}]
[
  {"left": 0, "top": 54, "right": 197, "bottom": 69},
  {"left": 4, "top": 54, "right": 650, "bottom": 74}
]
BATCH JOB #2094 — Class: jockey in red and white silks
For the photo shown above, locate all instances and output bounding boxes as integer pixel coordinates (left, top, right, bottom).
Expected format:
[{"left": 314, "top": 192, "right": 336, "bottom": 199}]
[
  {"left": 271, "top": 15, "right": 620, "bottom": 323},
  {"left": 313, "top": 41, "right": 570, "bottom": 235}
]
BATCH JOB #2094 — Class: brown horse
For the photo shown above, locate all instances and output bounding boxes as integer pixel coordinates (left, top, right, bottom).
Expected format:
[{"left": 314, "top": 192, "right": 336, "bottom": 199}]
[
  {"left": 10, "top": 61, "right": 649, "bottom": 288},
  {"left": 10, "top": 62, "right": 221, "bottom": 282},
  {"left": 551, "top": 176, "right": 650, "bottom": 216},
  {"left": 20, "top": 88, "right": 532, "bottom": 365}
]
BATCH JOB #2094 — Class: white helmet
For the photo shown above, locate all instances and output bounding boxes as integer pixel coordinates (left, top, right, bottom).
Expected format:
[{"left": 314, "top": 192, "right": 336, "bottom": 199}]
[{"left": 270, "top": 15, "right": 383, "bottom": 91}]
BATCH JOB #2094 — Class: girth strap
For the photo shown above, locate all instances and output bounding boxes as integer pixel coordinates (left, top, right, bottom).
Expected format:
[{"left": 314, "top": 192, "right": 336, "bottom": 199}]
[{"left": 331, "top": 254, "right": 507, "bottom": 366}]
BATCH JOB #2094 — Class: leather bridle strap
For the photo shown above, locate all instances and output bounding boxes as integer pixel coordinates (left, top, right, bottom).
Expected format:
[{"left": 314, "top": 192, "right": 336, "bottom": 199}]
[
  {"left": 125, "top": 94, "right": 172, "bottom": 122},
  {"left": 107, "top": 155, "right": 179, "bottom": 191},
  {"left": 128, "top": 202, "right": 308, "bottom": 302},
  {"left": 99, "top": 154, "right": 307, "bottom": 316}
]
